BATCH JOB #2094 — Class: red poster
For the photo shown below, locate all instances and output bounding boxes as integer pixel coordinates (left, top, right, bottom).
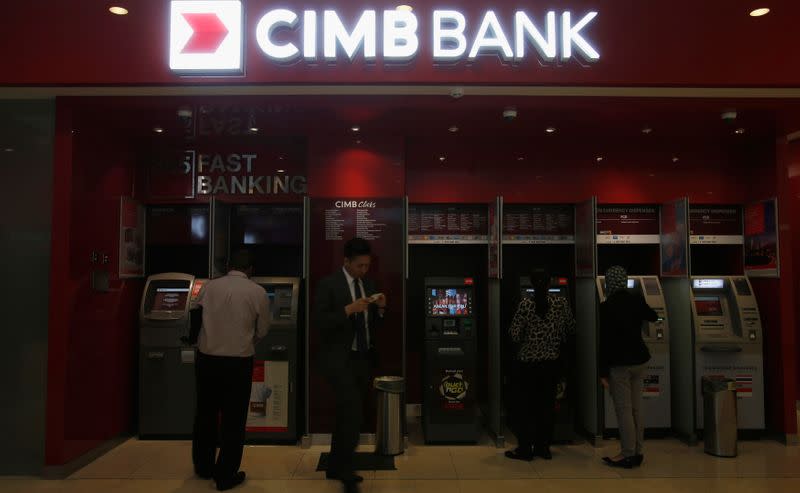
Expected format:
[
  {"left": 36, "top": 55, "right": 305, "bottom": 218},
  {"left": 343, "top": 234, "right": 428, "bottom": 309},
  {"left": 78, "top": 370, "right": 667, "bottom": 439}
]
[
  {"left": 119, "top": 197, "right": 145, "bottom": 278},
  {"left": 744, "top": 199, "right": 779, "bottom": 277},
  {"left": 660, "top": 199, "right": 688, "bottom": 277},
  {"left": 689, "top": 205, "right": 743, "bottom": 244},
  {"left": 596, "top": 205, "right": 660, "bottom": 244}
]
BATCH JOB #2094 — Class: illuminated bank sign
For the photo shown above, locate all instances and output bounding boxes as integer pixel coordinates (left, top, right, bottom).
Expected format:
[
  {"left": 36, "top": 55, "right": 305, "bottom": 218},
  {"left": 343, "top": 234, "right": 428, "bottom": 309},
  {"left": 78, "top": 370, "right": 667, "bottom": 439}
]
[{"left": 169, "top": 1, "right": 599, "bottom": 74}]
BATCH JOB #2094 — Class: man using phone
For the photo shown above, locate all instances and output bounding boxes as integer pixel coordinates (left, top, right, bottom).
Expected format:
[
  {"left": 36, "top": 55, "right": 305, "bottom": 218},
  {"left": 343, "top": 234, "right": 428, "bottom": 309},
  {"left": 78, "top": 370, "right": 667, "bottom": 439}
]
[{"left": 312, "top": 238, "right": 387, "bottom": 493}]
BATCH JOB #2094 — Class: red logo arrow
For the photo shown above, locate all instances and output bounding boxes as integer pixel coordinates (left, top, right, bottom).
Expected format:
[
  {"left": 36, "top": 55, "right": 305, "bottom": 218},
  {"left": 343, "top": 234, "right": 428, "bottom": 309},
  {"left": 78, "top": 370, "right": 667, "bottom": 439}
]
[{"left": 181, "top": 13, "right": 229, "bottom": 54}]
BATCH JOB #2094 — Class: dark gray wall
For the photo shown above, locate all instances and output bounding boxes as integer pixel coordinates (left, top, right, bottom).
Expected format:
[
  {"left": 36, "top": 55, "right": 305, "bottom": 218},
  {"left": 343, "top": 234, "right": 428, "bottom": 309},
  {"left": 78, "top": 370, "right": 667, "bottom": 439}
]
[{"left": 0, "top": 100, "right": 54, "bottom": 474}]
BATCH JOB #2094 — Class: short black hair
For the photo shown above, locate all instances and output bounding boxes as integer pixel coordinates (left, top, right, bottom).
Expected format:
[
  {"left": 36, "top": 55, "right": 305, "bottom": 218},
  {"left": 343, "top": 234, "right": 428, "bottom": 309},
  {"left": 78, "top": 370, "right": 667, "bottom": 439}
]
[
  {"left": 344, "top": 237, "right": 371, "bottom": 259},
  {"left": 229, "top": 249, "right": 254, "bottom": 272}
]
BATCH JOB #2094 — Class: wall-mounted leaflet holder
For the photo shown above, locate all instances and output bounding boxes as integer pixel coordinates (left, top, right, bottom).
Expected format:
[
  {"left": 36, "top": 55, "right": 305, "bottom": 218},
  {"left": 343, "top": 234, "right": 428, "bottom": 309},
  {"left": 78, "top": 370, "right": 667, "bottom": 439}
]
[{"left": 91, "top": 269, "right": 110, "bottom": 292}]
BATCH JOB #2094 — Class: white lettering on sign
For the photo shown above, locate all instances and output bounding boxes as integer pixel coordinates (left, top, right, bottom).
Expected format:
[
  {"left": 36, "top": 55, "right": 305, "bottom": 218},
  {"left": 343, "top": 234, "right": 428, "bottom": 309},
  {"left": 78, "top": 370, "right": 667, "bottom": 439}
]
[
  {"left": 169, "top": 2, "right": 600, "bottom": 72},
  {"left": 192, "top": 151, "right": 307, "bottom": 195},
  {"left": 335, "top": 201, "right": 377, "bottom": 208}
]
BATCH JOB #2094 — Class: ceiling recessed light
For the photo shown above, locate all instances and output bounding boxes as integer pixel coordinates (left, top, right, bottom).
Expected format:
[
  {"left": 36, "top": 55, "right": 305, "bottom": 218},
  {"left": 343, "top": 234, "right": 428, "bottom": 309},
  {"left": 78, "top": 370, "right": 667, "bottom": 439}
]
[
  {"left": 517, "top": 157, "right": 525, "bottom": 161},
  {"left": 109, "top": 6, "right": 128, "bottom": 16},
  {"left": 3, "top": 148, "right": 14, "bottom": 152},
  {"left": 649, "top": 173, "right": 656, "bottom": 177},
  {"left": 439, "top": 156, "right": 446, "bottom": 162},
  {"left": 735, "top": 128, "right": 746, "bottom": 135},
  {"left": 277, "top": 169, "right": 285, "bottom": 173},
  {"left": 642, "top": 127, "right": 653, "bottom": 134},
  {"left": 279, "top": 155, "right": 285, "bottom": 160},
  {"left": 750, "top": 8, "right": 770, "bottom": 17},
  {"left": 396, "top": 5, "right": 413, "bottom": 12},
  {"left": 351, "top": 126, "right": 360, "bottom": 132},
  {"left": 672, "top": 156, "right": 680, "bottom": 163},
  {"left": 545, "top": 127, "right": 556, "bottom": 134},
  {"left": 355, "top": 139, "right": 362, "bottom": 144},
  {"left": 448, "top": 126, "right": 459, "bottom": 133},
  {"left": 153, "top": 127, "right": 164, "bottom": 133},
  {"left": 596, "top": 156, "right": 603, "bottom": 163},
  {"left": 249, "top": 127, "right": 259, "bottom": 133}
]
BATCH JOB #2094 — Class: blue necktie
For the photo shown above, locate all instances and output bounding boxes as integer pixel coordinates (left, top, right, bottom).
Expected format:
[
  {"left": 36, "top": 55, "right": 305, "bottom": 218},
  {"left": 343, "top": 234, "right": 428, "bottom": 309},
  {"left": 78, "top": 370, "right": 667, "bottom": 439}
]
[{"left": 353, "top": 279, "right": 368, "bottom": 353}]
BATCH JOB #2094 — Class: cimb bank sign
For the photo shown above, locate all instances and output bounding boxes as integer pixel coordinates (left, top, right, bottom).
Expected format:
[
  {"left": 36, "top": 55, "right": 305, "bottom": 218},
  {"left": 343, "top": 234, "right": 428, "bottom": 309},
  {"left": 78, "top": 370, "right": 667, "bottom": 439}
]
[{"left": 169, "top": 0, "right": 600, "bottom": 73}]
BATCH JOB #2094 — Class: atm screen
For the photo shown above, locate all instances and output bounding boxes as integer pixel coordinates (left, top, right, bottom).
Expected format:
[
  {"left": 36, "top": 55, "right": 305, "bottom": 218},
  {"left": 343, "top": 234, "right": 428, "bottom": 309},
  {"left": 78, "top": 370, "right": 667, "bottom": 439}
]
[
  {"left": 602, "top": 279, "right": 635, "bottom": 295},
  {"left": 427, "top": 288, "right": 472, "bottom": 316},
  {"left": 152, "top": 288, "right": 189, "bottom": 311},
  {"left": 261, "top": 285, "right": 294, "bottom": 320},
  {"left": 693, "top": 279, "right": 724, "bottom": 289},
  {"left": 695, "top": 296, "right": 723, "bottom": 316},
  {"left": 522, "top": 288, "right": 562, "bottom": 298}
]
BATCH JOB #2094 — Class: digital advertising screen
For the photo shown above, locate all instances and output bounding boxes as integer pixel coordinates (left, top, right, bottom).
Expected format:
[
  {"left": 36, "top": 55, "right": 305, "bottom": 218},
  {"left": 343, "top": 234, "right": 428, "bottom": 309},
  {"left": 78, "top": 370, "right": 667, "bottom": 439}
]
[{"left": 426, "top": 288, "right": 472, "bottom": 316}]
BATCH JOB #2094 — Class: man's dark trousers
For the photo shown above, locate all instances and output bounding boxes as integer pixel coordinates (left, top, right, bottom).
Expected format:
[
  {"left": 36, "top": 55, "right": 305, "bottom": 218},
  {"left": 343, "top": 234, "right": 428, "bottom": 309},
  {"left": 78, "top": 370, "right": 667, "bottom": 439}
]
[
  {"left": 192, "top": 352, "right": 253, "bottom": 483},
  {"left": 327, "top": 352, "right": 371, "bottom": 478}
]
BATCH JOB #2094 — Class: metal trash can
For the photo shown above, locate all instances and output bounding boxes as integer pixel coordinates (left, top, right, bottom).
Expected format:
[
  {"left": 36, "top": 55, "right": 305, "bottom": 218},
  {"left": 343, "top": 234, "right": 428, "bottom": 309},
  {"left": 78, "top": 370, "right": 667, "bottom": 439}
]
[
  {"left": 702, "top": 376, "right": 738, "bottom": 457},
  {"left": 374, "top": 376, "right": 405, "bottom": 456}
]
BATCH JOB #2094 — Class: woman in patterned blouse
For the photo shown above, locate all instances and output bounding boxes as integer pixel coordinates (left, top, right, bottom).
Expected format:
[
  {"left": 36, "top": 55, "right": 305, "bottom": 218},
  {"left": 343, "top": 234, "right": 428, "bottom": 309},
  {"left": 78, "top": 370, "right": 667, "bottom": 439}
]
[{"left": 505, "top": 268, "right": 576, "bottom": 461}]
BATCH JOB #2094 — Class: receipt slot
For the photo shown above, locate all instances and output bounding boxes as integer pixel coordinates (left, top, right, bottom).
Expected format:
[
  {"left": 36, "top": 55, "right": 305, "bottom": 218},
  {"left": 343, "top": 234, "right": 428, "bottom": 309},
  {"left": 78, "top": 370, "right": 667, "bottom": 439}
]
[
  {"left": 423, "top": 277, "right": 479, "bottom": 443},
  {"left": 690, "top": 277, "right": 764, "bottom": 430},
  {"left": 597, "top": 276, "right": 671, "bottom": 431}
]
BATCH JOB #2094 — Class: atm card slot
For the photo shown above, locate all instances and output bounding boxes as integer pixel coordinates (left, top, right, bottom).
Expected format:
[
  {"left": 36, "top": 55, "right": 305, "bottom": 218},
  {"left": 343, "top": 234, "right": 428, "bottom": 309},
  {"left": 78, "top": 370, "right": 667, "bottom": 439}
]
[
  {"left": 437, "top": 347, "right": 465, "bottom": 356},
  {"left": 700, "top": 345, "right": 742, "bottom": 353}
]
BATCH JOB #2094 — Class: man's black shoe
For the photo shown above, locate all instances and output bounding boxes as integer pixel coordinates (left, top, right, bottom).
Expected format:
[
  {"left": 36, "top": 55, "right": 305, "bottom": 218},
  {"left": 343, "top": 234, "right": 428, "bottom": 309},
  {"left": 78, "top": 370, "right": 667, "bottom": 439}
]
[{"left": 216, "top": 471, "right": 246, "bottom": 491}]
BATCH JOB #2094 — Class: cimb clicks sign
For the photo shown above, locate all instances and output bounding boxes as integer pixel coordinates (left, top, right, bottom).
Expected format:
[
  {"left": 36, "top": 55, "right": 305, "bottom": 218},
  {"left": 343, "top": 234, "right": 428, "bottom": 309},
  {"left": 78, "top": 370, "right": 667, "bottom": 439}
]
[{"left": 169, "top": 1, "right": 599, "bottom": 74}]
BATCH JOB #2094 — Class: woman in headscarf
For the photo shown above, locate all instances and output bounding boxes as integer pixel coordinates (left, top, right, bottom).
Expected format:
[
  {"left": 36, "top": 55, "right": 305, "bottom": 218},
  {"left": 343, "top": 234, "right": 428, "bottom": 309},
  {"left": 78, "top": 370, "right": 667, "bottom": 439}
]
[
  {"left": 505, "top": 268, "right": 575, "bottom": 461},
  {"left": 599, "top": 266, "right": 658, "bottom": 469}
]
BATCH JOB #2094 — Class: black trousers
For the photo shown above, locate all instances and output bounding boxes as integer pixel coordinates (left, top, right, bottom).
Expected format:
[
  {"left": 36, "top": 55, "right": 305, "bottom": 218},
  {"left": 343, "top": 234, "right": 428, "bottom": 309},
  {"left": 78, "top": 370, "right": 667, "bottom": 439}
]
[
  {"left": 326, "top": 352, "right": 371, "bottom": 477},
  {"left": 509, "top": 359, "right": 560, "bottom": 451},
  {"left": 192, "top": 352, "right": 253, "bottom": 482}
]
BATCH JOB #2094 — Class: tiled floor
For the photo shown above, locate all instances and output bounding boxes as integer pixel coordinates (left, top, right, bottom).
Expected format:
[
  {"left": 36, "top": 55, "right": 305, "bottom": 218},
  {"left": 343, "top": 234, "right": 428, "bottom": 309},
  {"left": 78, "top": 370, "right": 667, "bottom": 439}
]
[{"left": 2, "top": 430, "right": 798, "bottom": 492}]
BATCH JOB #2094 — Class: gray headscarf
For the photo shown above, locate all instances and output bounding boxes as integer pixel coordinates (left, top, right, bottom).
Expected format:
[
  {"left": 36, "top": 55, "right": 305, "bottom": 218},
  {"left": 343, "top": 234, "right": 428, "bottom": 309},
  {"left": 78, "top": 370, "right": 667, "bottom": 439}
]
[{"left": 605, "top": 265, "right": 628, "bottom": 296}]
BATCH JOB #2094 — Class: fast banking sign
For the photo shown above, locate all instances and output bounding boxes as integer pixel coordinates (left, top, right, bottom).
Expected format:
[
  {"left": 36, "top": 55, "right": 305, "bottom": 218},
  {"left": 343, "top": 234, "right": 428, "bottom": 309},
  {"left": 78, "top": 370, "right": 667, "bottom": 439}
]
[{"left": 169, "top": 1, "right": 600, "bottom": 74}]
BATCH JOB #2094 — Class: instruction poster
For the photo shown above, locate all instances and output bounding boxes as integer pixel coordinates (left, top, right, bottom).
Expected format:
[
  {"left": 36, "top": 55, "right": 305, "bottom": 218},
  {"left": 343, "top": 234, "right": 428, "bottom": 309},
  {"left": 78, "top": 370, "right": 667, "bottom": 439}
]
[
  {"left": 247, "top": 360, "right": 289, "bottom": 433},
  {"left": 744, "top": 199, "right": 779, "bottom": 277}
]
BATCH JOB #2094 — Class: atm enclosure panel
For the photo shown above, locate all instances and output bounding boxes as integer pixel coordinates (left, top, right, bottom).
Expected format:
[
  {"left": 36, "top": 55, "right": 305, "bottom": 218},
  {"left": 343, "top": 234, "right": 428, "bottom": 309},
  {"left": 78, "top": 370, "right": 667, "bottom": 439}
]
[
  {"left": 249, "top": 277, "right": 302, "bottom": 442},
  {"left": 691, "top": 276, "right": 765, "bottom": 430}
]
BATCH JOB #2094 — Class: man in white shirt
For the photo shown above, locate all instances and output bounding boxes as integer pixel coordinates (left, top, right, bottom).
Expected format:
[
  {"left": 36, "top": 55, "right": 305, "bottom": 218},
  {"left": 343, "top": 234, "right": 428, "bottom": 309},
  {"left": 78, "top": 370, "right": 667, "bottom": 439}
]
[
  {"left": 191, "top": 250, "right": 270, "bottom": 491},
  {"left": 312, "top": 238, "right": 387, "bottom": 493}
]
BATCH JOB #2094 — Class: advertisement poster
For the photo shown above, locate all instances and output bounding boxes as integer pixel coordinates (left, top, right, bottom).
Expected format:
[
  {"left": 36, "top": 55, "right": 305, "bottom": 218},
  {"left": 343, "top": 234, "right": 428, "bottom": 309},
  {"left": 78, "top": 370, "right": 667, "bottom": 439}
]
[
  {"left": 502, "top": 204, "right": 575, "bottom": 244},
  {"left": 744, "top": 199, "right": 779, "bottom": 277},
  {"left": 247, "top": 360, "right": 289, "bottom": 433},
  {"left": 408, "top": 203, "right": 488, "bottom": 244},
  {"left": 660, "top": 198, "right": 688, "bottom": 277},
  {"left": 119, "top": 197, "right": 145, "bottom": 278},
  {"left": 439, "top": 369, "right": 470, "bottom": 410},
  {"left": 689, "top": 205, "right": 743, "bottom": 245},
  {"left": 596, "top": 205, "right": 660, "bottom": 244}
]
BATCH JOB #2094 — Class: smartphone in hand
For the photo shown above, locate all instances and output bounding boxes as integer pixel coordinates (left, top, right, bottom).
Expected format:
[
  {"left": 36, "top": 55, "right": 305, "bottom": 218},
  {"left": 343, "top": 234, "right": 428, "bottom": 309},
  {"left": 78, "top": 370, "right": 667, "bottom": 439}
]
[{"left": 368, "top": 293, "right": 384, "bottom": 303}]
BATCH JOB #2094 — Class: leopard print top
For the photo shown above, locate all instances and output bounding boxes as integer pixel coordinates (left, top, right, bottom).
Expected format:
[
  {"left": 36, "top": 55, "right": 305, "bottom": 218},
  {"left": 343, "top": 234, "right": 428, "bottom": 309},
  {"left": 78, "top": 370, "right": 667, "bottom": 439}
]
[{"left": 509, "top": 295, "right": 576, "bottom": 362}]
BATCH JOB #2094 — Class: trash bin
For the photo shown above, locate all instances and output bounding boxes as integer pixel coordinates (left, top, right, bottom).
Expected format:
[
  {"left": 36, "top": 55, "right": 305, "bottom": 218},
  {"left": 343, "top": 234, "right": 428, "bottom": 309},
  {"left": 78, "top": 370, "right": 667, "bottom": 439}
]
[
  {"left": 702, "top": 376, "right": 738, "bottom": 457},
  {"left": 374, "top": 376, "right": 405, "bottom": 456}
]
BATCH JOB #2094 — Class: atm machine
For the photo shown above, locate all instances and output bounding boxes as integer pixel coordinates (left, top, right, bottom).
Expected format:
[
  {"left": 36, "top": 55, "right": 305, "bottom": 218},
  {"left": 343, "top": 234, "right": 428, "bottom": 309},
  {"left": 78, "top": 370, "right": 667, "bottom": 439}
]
[
  {"left": 596, "top": 276, "right": 671, "bottom": 431},
  {"left": 519, "top": 276, "right": 575, "bottom": 441},
  {"left": 423, "top": 277, "right": 480, "bottom": 443},
  {"left": 139, "top": 273, "right": 205, "bottom": 437},
  {"left": 690, "top": 276, "right": 764, "bottom": 430},
  {"left": 248, "top": 277, "right": 301, "bottom": 442}
]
